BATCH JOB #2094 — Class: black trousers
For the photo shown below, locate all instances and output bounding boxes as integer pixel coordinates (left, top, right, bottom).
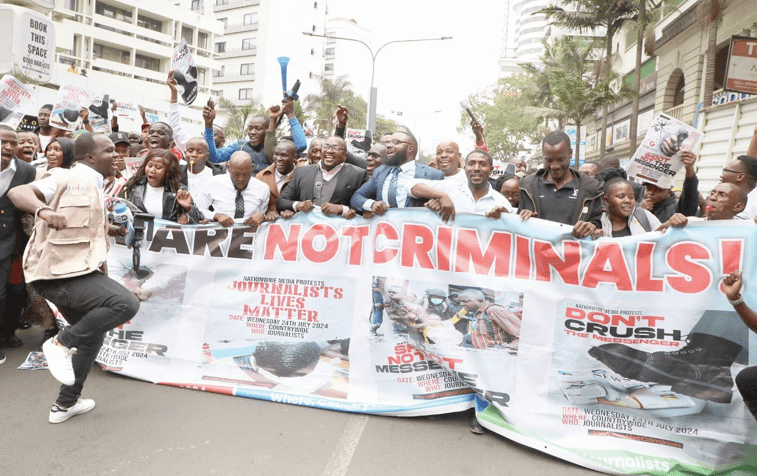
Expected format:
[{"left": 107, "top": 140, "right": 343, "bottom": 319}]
[
  {"left": 735, "top": 366, "right": 757, "bottom": 421},
  {"left": 32, "top": 271, "right": 140, "bottom": 407}
]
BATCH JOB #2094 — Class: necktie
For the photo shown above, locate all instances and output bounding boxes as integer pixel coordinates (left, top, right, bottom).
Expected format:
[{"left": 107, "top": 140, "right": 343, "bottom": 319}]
[
  {"left": 387, "top": 167, "right": 400, "bottom": 208},
  {"left": 234, "top": 189, "right": 244, "bottom": 218}
]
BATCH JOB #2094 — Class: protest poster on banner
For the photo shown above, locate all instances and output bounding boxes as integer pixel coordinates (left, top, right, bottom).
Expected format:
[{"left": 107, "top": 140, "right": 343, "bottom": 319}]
[
  {"left": 98, "top": 210, "right": 757, "bottom": 475},
  {"left": 86, "top": 94, "right": 111, "bottom": 134},
  {"left": 345, "top": 128, "right": 370, "bottom": 156},
  {"left": 0, "top": 75, "right": 34, "bottom": 129},
  {"left": 50, "top": 82, "right": 90, "bottom": 131},
  {"left": 625, "top": 113, "right": 704, "bottom": 189},
  {"left": 113, "top": 101, "right": 143, "bottom": 132},
  {"left": 171, "top": 39, "right": 198, "bottom": 106}
]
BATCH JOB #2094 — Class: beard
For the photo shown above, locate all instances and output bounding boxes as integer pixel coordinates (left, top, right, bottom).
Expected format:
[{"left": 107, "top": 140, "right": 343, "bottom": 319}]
[{"left": 384, "top": 148, "right": 408, "bottom": 167}]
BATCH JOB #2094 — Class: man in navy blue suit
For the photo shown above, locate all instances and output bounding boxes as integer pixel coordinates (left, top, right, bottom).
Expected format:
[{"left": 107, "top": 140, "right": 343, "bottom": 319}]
[{"left": 350, "top": 131, "right": 444, "bottom": 215}]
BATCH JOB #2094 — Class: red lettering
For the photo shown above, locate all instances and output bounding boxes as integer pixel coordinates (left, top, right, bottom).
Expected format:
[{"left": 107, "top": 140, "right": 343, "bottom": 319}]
[
  {"left": 454, "top": 229, "right": 511, "bottom": 276},
  {"left": 263, "top": 224, "right": 301, "bottom": 261},
  {"left": 566, "top": 307, "right": 584, "bottom": 319},
  {"left": 341, "top": 225, "right": 370, "bottom": 266},
  {"left": 582, "top": 242, "right": 633, "bottom": 291},
  {"left": 720, "top": 239, "right": 744, "bottom": 293},
  {"left": 635, "top": 242, "right": 664, "bottom": 292},
  {"left": 401, "top": 223, "right": 435, "bottom": 269},
  {"left": 437, "top": 225, "right": 453, "bottom": 272},
  {"left": 515, "top": 235, "right": 531, "bottom": 279},
  {"left": 374, "top": 222, "right": 399, "bottom": 264},
  {"left": 665, "top": 242, "right": 712, "bottom": 294},
  {"left": 301, "top": 224, "right": 340, "bottom": 263},
  {"left": 533, "top": 240, "right": 580, "bottom": 284}
]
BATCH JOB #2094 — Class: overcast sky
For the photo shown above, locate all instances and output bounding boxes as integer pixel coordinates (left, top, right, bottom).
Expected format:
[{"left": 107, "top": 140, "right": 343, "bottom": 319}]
[{"left": 326, "top": 0, "right": 508, "bottom": 154}]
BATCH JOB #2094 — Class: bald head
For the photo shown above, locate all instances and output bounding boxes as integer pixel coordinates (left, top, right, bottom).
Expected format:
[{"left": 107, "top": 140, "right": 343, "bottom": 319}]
[
  {"left": 436, "top": 140, "right": 461, "bottom": 176},
  {"left": 706, "top": 182, "right": 747, "bottom": 220},
  {"left": 228, "top": 151, "right": 253, "bottom": 191}
]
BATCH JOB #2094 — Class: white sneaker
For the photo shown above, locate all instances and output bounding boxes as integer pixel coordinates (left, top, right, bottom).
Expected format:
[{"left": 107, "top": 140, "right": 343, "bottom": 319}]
[
  {"left": 42, "top": 336, "right": 77, "bottom": 386},
  {"left": 49, "top": 399, "right": 96, "bottom": 424}
]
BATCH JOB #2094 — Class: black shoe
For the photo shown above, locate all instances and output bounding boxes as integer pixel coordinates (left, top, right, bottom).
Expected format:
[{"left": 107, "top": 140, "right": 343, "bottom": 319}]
[
  {"left": 88, "top": 94, "right": 110, "bottom": 119},
  {"left": 0, "top": 349, "right": 5, "bottom": 365},
  {"left": 469, "top": 415, "right": 484, "bottom": 434},
  {"left": 588, "top": 333, "right": 742, "bottom": 403},
  {"left": 351, "top": 136, "right": 372, "bottom": 152}
]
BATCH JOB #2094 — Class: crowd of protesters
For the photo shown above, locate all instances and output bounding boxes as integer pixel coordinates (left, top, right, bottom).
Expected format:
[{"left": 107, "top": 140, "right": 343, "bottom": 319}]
[{"left": 2, "top": 70, "right": 757, "bottom": 432}]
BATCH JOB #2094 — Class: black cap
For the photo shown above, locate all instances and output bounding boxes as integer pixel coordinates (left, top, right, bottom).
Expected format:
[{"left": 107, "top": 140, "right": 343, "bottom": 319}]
[{"left": 109, "top": 132, "right": 130, "bottom": 146}]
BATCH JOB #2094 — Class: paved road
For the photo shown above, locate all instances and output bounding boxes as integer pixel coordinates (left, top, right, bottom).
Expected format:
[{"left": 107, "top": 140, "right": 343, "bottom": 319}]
[{"left": 1, "top": 327, "right": 600, "bottom": 476}]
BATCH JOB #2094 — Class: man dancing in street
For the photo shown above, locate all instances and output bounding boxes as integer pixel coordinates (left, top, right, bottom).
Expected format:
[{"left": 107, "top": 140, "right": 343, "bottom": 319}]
[{"left": 9, "top": 132, "right": 140, "bottom": 423}]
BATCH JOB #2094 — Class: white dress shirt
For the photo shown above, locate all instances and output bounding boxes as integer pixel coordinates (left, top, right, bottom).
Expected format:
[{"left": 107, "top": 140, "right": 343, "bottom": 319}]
[
  {"left": 0, "top": 158, "right": 17, "bottom": 197},
  {"left": 195, "top": 174, "right": 270, "bottom": 221},
  {"left": 363, "top": 160, "right": 417, "bottom": 211},
  {"left": 187, "top": 166, "right": 213, "bottom": 195},
  {"left": 405, "top": 178, "right": 513, "bottom": 215},
  {"left": 735, "top": 187, "right": 757, "bottom": 220}
]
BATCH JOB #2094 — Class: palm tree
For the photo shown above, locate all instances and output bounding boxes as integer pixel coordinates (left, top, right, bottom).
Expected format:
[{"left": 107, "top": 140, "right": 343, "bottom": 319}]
[
  {"left": 304, "top": 75, "right": 367, "bottom": 135},
  {"left": 525, "top": 36, "right": 634, "bottom": 166},
  {"left": 217, "top": 97, "right": 264, "bottom": 141},
  {"left": 539, "top": 0, "right": 638, "bottom": 156}
]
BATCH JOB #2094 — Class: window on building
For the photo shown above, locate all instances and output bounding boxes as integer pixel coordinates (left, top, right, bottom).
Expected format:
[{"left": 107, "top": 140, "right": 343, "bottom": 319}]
[
  {"left": 244, "top": 13, "right": 257, "bottom": 25},
  {"left": 191, "top": 0, "right": 201, "bottom": 11},
  {"left": 65, "top": 0, "right": 78, "bottom": 10},
  {"left": 242, "top": 38, "right": 255, "bottom": 50},
  {"left": 311, "top": 48, "right": 315, "bottom": 55},
  {"left": 93, "top": 43, "right": 130, "bottom": 64},
  {"left": 213, "top": 66, "right": 225, "bottom": 77},
  {"left": 181, "top": 27, "right": 193, "bottom": 45},
  {"left": 215, "top": 42, "right": 226, "bottom": 53},
  {"left": 95, "top": 1, "right": 132, "bottom": 22},
  {"left": 314, "top": 2, "right": 317, "bottom": 8},
  {"left": 198, "top": 32, "right": 208, "bottom": 50},
  {"left": 215, "top": 0, "right": 229, "bottom": 4},
  {"left": 673, "top": 76, "right": 685, "bottom": 107},
  {"left": 325, "top": 47, "right": 335, "bottom": 56},
  {"left": 197, "top": 68, "right": 206, "bottom": 86},
  {"left": 324, "top": 63, "right": 334, "bottom": 72},
  {"left": 218, "top": 17, "right": 228, "bottom": 28},
  {"left": 239, "top": 88, "right": 254, "bottom": 100},
  {"left": 137, "top": 15, "right": 162, "bottom": 32},
  {"left": 135, "top": 53, "right": 161, "bottom": 72},
  {"left": 312, "top": 25, "right": 316, "bottom": 32},
  {"left": 240, "top": 63, "right": 254, "bottom": 75}
]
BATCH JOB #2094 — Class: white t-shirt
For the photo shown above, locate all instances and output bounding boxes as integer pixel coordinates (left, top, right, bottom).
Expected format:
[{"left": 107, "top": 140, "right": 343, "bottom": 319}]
[
  {"left": 38, "top": 134, "right": 52, "bottom": 157},
  {"left": 143, "top": 184, "right": 164, "bottom": 217},
  {"left": 444, "top": 170, "right": 468, "bottom": 184},
  {"left": 187, "top": 167, "right": 213, "bottom": 195}
]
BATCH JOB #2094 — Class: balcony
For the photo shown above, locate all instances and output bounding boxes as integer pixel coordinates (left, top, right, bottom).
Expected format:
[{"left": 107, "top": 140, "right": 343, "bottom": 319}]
[
  {"left": 665, "top": 104, "right": 684, "bottom": 121},
  {"left": 216, "top": 47, "right": 257, "bottom": 59},
  {"left": 224, "top": 22, "right": 258, "bottom": 34},
  {"left": 213, "top": 74, "right": 255, "bottom": 84},
  {"left": 214, "top": 0, "right": 260, "bottom": 12}
]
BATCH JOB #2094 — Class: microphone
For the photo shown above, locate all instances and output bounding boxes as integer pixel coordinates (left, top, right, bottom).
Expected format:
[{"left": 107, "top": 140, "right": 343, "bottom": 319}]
[
  {"left": 459, "top": 100, "right": 477, "bottom": 122},
  {"left": 112, "top": 202, "right": 135, "bottom": 248}
]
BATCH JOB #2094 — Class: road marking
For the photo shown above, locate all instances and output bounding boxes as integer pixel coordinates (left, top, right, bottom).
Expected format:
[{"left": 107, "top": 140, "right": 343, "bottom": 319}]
[{"left": 321, "top": 415, "right": 369, "bottom": 476}]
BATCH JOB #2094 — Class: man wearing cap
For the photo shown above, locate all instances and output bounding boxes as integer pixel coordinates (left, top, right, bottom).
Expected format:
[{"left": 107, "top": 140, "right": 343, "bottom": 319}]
[
  {"left": 109, "top": 132, "right": 132, "bottom": 179},
  {"left": 422, "top": 288, "right": 452, "bottom": 320},
  {"left": 640, "top": 151, "right": 700, "bottom": 222}
]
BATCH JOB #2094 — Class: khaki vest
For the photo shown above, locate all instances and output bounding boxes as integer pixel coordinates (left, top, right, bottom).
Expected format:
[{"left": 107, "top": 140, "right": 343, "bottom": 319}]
[{"left": 23, "top": 168, "right": 108, "bottom": 282}]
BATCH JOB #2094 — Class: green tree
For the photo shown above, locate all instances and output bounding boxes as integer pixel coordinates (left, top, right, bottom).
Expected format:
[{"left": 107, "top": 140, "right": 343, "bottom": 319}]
[
  {"left": 374, "top": 114, "right": 399, "bottom": 139},
  {"left": 457, "top": 73, "right": 542, "bottom": 161},
  {"left": 539, "top": 0, "right": 638, "bottom": 157},
  {"left": 524, "top": 36, "right": 634, "bottom": 166},
  {"left": 304, "top": 75, "right": 367, "bottom": 135},
  {"left": 217, "top": 97, "right": 264, "bottom": 141}
]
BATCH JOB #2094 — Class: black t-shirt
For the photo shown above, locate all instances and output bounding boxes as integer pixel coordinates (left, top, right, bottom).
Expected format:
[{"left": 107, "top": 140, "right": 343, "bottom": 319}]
[
  {"left": 612, "top": 226, "right": 632, "bottom": 237},
  {"left": 536, "top": 173, "right": 582, "bottom": 225}
]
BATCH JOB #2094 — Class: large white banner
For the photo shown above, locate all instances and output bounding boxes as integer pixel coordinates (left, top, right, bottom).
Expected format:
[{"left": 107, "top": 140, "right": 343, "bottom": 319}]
[{"left": 98, "top": 210, "right": 757, "bottom": 475}]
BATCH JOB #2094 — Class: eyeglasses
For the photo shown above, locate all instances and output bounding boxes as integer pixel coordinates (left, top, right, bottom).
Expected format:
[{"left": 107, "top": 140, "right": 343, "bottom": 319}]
[
  {"left": 722, "top": 168, "right": 742, "bottom": 174},
  {"left": 389, "top": 139, "right": 412, "bottom": 146},
  {"left": 322, "top": 144, "right": 345, "bottom": 151}
]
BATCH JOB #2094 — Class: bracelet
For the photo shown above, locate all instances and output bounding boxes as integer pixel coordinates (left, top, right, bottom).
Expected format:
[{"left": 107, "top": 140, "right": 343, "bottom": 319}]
[
  {"left": 729, "top": 295, "right": 744, "bottom": 306},
  {"left": 170, "top": 98, "right": 177, "bottom": 104},
  {"left": 35, "top": 205, "right": 52, "bottom": 219},
  {"left": 82, "top": 119, "right": 89, "bottom": 124}
]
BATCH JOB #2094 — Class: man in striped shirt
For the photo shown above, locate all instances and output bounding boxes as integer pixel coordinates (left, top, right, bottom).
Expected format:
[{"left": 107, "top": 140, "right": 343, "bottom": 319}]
[{"left": 458, "top": 289, "right": 520, "bottom": 352}]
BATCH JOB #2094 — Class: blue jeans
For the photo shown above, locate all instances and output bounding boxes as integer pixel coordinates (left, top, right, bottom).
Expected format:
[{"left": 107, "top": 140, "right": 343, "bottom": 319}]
[{"left": 31, "top": 271, "right": 140, "bottom": 407}]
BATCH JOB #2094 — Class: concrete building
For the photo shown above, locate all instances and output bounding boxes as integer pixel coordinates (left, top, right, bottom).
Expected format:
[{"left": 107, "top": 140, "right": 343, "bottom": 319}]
[
  {"left": 321, "top": 17, "right": 372, "bottom": 110},
  {"left": 2, "top": 0, "right": 223, "bottom": 133},
  {"left": 212, "top": 0, "right": 327, "bottom": 107}
]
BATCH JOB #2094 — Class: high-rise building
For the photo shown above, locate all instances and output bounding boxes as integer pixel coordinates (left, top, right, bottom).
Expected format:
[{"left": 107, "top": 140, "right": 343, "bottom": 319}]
[
  {"left": 211, "top": 0, "right": 327, "bottom": 106},
  {"left": 322, "top": 17, "right": 372, "bottom": 109},
  {"left": 3, "top": 0, "right": 222, "bottom": 131}
]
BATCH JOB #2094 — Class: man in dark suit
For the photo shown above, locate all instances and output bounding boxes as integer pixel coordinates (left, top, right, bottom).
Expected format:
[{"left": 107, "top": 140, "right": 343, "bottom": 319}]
[
  {"left": 0, "top": 125, "right": 39, "bottom": 349},
  {"left": 277, "top": 136, "right": 368, "bottom": 218},
  {"left": 350, "top": 131, "right": 444, "bottom": 214}
]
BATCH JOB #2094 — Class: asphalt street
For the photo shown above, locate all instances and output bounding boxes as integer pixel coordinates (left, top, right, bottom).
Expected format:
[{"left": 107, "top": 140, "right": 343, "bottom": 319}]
[{"left": 1, "top": 327, "right": 600, "bottom": 476}]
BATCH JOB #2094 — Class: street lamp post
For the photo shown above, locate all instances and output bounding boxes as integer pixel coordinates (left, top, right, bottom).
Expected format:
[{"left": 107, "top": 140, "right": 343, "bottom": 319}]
[{"left": 303, "top": 32, "right": 451, "bottom": 135}]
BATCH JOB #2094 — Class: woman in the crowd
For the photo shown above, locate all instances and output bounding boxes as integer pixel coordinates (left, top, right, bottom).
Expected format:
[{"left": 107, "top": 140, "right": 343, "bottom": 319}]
[
  {"left": 599, "top": 178, "right": 661, "bottom": 237},
  {"left": 44, "top": 137, "right": 76, "bottom": 171},
  {"left": 120, "top": 148, "right": 203, "bottom": 224}
]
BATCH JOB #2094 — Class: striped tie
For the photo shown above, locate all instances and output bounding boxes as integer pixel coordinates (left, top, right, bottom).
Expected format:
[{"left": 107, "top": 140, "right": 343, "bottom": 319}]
[
  {"left": 387, "top": 168, "right": 400, "bottom": 208},
  {"left": 234, "top": 190, "right": 244, "bottom": 218}
]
